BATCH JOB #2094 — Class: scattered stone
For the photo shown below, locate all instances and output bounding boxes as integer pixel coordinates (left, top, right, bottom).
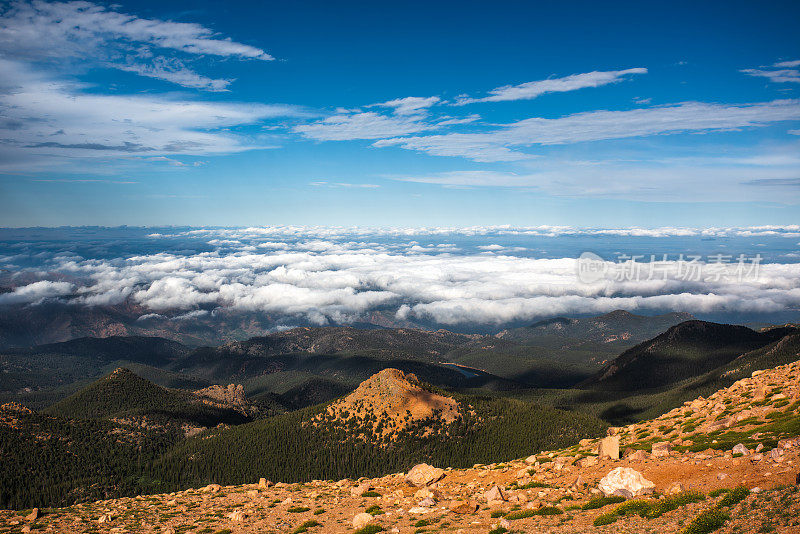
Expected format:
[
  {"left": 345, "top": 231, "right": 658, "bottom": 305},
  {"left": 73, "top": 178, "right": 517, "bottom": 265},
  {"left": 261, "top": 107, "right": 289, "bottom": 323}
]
[
  {"left": 226, "top": 510, "right": 247, "bottom": 521},
  {"left": 733, "top": 443, "right": 751, "bottom": 456},
  {"left": 626, "top": 449, "right": 651, "bottom": 462},
  {"left": 576, "top": 456, "right": 598, "bottom": 468},
  {"left": 405, "top": 463, "right": 445, "bottom": 487},
  {"left": 598, "top": 467, "right": 655, "bottom": 497}
]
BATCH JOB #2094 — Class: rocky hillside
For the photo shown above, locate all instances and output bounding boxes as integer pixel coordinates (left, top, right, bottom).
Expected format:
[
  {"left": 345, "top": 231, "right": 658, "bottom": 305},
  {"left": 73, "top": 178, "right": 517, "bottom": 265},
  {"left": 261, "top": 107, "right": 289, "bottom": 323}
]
[
  {"left": 319, "top": 368, "right": 462, "bottom": 438},
  {"left": 4, "top": 360, "right": 799, "bottom": 533}
]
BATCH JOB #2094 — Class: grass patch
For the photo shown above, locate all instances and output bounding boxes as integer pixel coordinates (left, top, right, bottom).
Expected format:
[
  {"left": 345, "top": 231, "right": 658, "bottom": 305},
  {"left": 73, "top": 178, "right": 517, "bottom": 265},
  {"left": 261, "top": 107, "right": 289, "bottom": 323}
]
[
  {"left": 362, "top": 491, "right": 381, "bottom": 497},
  {"left": 365, "top": 505, "right": 384, "bottom": 516},
  {"left": 582, "top": 496, "right": 626, "bottom": 510},
  {"left": 413, "top": 519, "right": 431, "bottom": 527},
  {"left": 292, "top": 520, "right": 321, "bottom": 533},
  {"left": 287, "top": 506, "right": 311, "bottom": 513},
  {"left": 682, "top": 510, "right": 730, "bottom": 534},
  {"left": 490, "top": 510, "right": 505, "bottom": 518},
  {"left": 708, "top": 488, "right": 729, "bottom": 497},
  {"left": 488, "top": 528, "right": 508, "bottom": 534},
  {"left": 354, "top": 526, "right": 384, "bottom": 534},
  {"left": 511, "top": 481, "right": 550, "bottom": 490},
  {"left": 313, "top": 508, "right": 325, "bottom": 515},
  {"left": 534, "top": 506, "right": 563, "bottom": 516}
]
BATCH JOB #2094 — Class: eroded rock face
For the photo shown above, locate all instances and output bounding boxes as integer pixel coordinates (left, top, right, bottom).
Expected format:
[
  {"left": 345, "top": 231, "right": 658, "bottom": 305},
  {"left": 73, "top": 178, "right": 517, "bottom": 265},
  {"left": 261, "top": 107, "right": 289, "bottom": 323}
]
[
  {"left": 598, "top": 467, "right": 655, "bottom": 497},
  {"left": 405, "top": 463, "right": 445, "bottom": 487}
]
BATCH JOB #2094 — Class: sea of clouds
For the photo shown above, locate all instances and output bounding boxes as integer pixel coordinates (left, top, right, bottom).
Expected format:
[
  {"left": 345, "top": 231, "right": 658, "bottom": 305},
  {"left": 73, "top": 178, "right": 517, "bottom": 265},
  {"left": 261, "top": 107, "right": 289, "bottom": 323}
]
[{"left": 0, "top": 225, "right": 799, "bottom": 326}]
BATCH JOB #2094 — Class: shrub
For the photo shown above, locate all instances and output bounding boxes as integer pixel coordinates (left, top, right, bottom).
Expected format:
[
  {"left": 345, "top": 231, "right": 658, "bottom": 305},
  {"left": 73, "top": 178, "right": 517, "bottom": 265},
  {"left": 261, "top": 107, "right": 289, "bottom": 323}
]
[
  {"left": 716, "top": 487, "right": 749, "bottom": 508},
  {"left": 490, "top": 510, "right": 505, "bottom": 518},
  {"left": 593, "top": 512, "right": 618, "bottom": 526},
  {"left": 708, "top": 488, "right": 729, "bottom": 497},
  {"left": 287, "top": 506, "right": 310, "bottom": 513},
  {"left": 312, "top": 508, "right": 325, "bottom": 515},
  {"left": 504, "top": 509, "right": 536, "bottom": 520},
  {"left": 354, "top": 526, "right": 384, "bottom": 534},
  {"left": 646, "top": 492, "right": 705, "bottom": 518},
  {"left": 534, "top": 506, "right": 563, "bottom": 516},
  {"left": 682, "top": 509, "right": 730, "bottom": 534},
  {"left": 613, "top": 499, "right": 652, "bottom": 517},
  {"left": 362, "top": 491, "right": 382, "bottom": 497},
  {"left": 413, "top": 519, "right": 430, "bottom": 527}
]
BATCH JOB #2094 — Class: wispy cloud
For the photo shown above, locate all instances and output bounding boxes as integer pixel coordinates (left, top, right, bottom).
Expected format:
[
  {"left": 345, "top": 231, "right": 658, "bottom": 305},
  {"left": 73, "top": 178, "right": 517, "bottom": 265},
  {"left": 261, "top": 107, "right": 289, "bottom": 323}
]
[
  {"left": 369, "top": 96, "right": 440, "bottom": 115},
  {"left": 0, "top": 59, "right": 307, "bottom": 171},
  {"left": 0, "top": 0, "right": 272, "bottom": 90},
  {"left": 741, "top": 59, "right": 800, "bottom": 83},
  {"left": 374, "top": 100, "right": 800, "bottom": 161},
  {"left": 454, "top": 68, "right": 647, "bottom": 105},
  {"left": 294, "top": 111, "right": 436, "bottom": 141}
]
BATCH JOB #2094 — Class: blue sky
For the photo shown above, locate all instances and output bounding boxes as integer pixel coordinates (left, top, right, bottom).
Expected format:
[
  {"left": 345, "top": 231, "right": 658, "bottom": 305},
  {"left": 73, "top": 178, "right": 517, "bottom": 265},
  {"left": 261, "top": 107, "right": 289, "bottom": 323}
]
[{"left": 0, "top": 0, "right": 799, "bottom": 227}]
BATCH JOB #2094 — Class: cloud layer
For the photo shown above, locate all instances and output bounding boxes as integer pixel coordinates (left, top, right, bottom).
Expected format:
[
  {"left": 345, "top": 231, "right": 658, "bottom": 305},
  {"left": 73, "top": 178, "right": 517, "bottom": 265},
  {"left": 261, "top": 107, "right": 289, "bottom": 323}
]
[{"left": 2, "top": 227, "right": 799, "bottom": 326}]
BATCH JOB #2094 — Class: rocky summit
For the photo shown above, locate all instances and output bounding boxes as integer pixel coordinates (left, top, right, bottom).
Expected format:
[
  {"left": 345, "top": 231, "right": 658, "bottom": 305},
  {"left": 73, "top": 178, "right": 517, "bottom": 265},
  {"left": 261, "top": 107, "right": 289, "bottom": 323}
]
[
  {"left": 319, "top": 368, "right": 462, "bottom": 439},
  {"left": 3, "top": 361, "right": 799, "bottom": 533}
]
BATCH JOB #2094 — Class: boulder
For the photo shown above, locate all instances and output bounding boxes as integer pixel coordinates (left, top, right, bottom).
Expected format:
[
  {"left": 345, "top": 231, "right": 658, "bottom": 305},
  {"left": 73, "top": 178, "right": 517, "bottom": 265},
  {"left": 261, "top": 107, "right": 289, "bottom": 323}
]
[
  {"left": 418, "top": 496, "right": 436, "bottom": 507},
  {"left": 353, "top": 513, "right": 374, "bottom": 529},
  {"left": 484, "top": 485, "right": 506, "bottom": 503},
  {"left": 449, "top": 500, "right": 479, "bottom": 514},
  {"left": 625, "top": 449, "right": 651, "bottom": 462},
  {"left": 651, "top": 442, "right": 673, "bottom": 458},
  {"left": 576, "top": 456, "right": 598, "bottom": 468},
  {"left": 732, "top": 443, "right": 750, "bottom": 456},
  {"left": 598, "top": 467, "right": 655, "bottom": 497},
  {"left": 405, "top": 463, "right": 445, "bottom": 487},
  {"left": 666, "top": 482, "right": 685, "bottom": 495},
  {"left": 598, "top": 436, "right": 620, "bottom": 460},
  {"left": 258, "top": 478, "right": 271, "bottom": 488}
]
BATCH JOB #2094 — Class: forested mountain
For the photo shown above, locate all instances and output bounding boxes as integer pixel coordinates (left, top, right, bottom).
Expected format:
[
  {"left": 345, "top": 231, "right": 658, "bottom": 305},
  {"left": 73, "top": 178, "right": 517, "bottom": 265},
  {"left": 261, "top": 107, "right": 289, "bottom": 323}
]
[
  {"left": 581, "top": 320, "right": 795, "bottom": 391},
  {"left": 3, "top": 316, "right": 800, "bottom": 511}
]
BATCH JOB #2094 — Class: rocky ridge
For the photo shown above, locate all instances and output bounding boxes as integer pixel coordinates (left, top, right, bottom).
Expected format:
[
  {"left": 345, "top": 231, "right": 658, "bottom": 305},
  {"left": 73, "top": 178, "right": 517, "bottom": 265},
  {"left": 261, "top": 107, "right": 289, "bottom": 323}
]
[{"left": 2, "top": 362, "right": 800, "bottom": 533}]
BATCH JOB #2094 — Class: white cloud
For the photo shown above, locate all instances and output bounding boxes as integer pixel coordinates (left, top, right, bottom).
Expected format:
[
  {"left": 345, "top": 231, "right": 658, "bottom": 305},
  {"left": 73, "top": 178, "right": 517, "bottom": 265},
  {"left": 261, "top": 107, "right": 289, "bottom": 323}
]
[
  {"left": 0, "top": 280, "right": 74, "bottom": 305},
  {"left": 6, "top": 230, "right": 800, "bottom": 326},
  {"left": 0, "top": 1, "right": 272, "bottom": 91},
  {"left": 0, "top": 59, "right": 306, "bottom": 169},
  {"left": 370, "top": 96, "right": 440, "bottom": 115},
  {"left": 117, "top": 58, "right": 233, "bottom": 92},
  {"left": 374, "top": 100, "right": 800, "bottom": 161},
  {"left": 454, "top": 68, "right": 647, "bottom": 105},
  {"left": 741, "top": 60, "right": 800, "bottom": 84},
  {"left": 294, "top": 111, "right": 435, "bottom": 141}
]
